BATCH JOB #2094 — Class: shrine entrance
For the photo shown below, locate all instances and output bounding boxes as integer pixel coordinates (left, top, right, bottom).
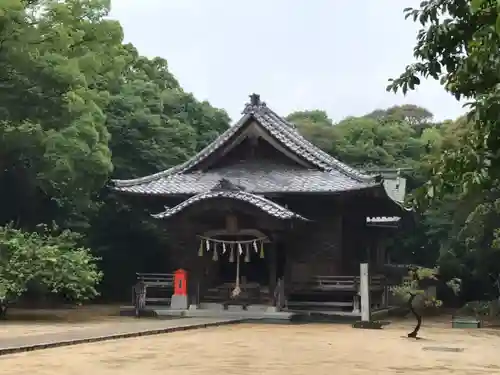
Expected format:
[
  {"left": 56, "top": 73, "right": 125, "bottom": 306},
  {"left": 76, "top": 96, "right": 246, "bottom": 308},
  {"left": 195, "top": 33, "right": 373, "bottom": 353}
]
[
  {"left": 198, "top": 233, "right": 273, "bottom": 304},
  {"left": 217, "top": 246, "right": 269, "bottom": 285}
]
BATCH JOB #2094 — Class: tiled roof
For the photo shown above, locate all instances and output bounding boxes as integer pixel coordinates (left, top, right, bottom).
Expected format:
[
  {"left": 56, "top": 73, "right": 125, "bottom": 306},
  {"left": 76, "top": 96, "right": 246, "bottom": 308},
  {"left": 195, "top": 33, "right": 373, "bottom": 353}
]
[
  {"left": 111, "top": 94, "right": 380, "bottom": 195},
  {"left": 115, "top": 161, "right": 376, "bottom": 195},
  {"left": 152, "top": 190, "right": 308, "bottom": 221}
]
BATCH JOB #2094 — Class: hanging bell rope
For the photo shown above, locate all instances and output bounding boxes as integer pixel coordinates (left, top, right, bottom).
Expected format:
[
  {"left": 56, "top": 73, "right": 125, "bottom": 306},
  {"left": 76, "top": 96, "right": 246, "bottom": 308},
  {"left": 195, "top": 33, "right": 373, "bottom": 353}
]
[{"left": 231, "top": 248, "right": 241, "bottom": 298}]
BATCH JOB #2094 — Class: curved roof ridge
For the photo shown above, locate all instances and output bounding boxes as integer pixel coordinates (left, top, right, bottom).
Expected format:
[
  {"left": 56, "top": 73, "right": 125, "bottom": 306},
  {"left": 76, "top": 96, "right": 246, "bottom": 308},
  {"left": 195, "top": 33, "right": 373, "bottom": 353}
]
[
  {"left": 151, "top": 190, "right": 309, "bottom": 220},
  {"left": 260, "top": 107, "right": 377, "bottom": 182},
  {"left": 112, "top": 114, "right": 251, "bottom": 187}
]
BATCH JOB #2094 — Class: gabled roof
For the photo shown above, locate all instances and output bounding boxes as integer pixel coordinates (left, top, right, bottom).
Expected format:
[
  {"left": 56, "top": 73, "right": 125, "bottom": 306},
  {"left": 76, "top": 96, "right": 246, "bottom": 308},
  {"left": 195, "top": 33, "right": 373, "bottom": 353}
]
[
  {"left": 111, "top": 94, "right": 381, "bottom": 196},
  {"left": 152, "top": 185, "right": 308, "bottom": 221}
]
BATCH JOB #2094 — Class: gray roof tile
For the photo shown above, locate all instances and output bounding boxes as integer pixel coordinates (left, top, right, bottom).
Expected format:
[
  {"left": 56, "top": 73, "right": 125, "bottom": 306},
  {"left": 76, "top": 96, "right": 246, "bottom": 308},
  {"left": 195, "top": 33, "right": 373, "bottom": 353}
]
[{"left": 115, "top": 161, "right": 375, "bottom": 195}]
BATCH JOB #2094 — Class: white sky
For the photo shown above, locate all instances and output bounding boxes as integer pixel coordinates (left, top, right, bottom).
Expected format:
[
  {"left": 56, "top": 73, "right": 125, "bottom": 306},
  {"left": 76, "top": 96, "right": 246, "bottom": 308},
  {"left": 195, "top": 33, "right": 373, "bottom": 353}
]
[{"left": 110, "top": 0, "right": 466, "bottom": 123}]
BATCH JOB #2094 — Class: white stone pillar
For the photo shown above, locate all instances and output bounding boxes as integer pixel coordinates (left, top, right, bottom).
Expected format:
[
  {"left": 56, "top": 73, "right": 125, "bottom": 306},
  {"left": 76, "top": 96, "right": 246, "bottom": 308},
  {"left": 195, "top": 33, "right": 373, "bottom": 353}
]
[{"left": 360, "top": 263, "right": 371, "bottom": 322}]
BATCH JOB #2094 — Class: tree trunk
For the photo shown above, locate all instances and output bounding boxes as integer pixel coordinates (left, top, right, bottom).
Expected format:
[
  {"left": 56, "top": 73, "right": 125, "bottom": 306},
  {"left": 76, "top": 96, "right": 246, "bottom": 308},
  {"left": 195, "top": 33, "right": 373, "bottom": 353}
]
[{"left": 407, "top": 293, "right": 422, "bottom": 338}]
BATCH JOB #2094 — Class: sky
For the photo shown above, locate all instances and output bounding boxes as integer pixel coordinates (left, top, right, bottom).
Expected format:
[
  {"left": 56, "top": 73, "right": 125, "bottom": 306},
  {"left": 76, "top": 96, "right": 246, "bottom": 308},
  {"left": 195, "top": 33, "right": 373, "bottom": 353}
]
[{"left": 109, "top": 0, "right": 466, "bottom": 123}]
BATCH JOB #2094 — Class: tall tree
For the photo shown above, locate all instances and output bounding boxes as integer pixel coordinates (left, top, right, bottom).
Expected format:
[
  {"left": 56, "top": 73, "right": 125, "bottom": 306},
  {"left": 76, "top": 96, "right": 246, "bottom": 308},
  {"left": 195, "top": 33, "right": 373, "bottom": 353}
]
[
  {"left": 365, "top": 104, "right": 433, "bottom": 125},
  {"left": 0, "top": 0, "right": 127, "bottom": 228}
]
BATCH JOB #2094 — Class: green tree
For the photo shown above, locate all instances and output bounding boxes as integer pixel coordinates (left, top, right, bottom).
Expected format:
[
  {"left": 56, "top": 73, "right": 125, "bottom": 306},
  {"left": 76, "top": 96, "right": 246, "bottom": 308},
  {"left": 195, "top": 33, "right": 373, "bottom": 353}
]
[
  {"left": 0, "top": 0, "right": 128, "bottom": 228},
  {"left": 0, "top": 0, "right": 232, "bottom": 304},
  {"left": 388, "top": 0, "right": 500, "bottom": 301},
  {"left": 388, "top": 0, "right": 499, "bottom": 197},
  {"left": 365, "top": 105, "right": 434, "bottom": 134},
  {"left": 288, "top": 110, "right": 428, "bottom": 170},
  {"left": 286, "top": 111, "right": 339, "bottom": 153},
  {"left": 392, "top": 266, "right": 461, "bottom": 338}
]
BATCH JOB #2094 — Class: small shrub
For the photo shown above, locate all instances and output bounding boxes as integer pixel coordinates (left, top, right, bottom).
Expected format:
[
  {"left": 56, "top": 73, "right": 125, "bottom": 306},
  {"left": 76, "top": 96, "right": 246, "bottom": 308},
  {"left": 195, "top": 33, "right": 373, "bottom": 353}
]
[{"left": 0, "top": 224, "right": 102, "bottom": 318}]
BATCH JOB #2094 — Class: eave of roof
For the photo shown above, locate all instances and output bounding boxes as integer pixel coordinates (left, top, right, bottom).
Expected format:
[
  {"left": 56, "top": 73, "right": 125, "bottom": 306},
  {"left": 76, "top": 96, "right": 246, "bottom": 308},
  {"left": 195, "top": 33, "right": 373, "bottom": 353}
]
[
  {"left": 151, "top": 190, "right": 309, "bottom": 221},
  {"left": 112, "top": 163, "right": 379, "bottom": 196}
]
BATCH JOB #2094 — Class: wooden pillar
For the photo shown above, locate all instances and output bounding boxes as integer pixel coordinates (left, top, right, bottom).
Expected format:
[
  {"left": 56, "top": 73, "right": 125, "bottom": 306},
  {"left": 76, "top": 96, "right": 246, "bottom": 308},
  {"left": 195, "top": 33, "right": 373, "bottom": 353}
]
[
  {"left": 376, "top": 239, "right": 386, "bottom": 267},
  {"left": 188, "top": 238, "right": 203, "bottom": 307},
  {"left": 360, "top": 263, "right": 371, "bottom": 322},
  {"left": 269, "top": 242, "right": 277, "bottom": 304},
  {"left": 226, "top": 214, "right": 238, "bottom": 234},
  {"left": 334, "top": 215, "right": 343, "bottom": 273}
]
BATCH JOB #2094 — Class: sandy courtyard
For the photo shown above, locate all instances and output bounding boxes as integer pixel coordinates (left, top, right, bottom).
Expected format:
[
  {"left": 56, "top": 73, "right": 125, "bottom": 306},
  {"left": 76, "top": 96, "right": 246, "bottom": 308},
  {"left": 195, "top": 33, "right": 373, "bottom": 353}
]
[{"left": 0, "top": 321, "right": 499, "bottom": 375}]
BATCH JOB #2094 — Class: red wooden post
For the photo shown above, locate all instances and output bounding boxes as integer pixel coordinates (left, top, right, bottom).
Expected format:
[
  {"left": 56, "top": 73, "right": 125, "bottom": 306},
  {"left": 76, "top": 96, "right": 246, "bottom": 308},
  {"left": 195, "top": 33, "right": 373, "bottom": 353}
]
[{"left": 174, "top": 269, "right": 188, "bottom": 296}]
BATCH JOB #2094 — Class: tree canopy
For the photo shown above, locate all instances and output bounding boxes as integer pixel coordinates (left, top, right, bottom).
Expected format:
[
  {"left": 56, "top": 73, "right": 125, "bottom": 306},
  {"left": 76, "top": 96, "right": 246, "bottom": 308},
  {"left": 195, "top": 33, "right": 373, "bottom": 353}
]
[
  {"left": 0, "top": 0, "right": 230, "bottom": 306},
  {"left": 387, "top": 0, "right": 500, "bottom": 301}
]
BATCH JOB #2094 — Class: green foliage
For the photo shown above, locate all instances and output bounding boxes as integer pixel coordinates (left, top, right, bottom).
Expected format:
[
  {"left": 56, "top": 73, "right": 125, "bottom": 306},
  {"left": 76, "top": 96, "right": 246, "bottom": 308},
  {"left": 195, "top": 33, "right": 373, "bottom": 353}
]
[
  {"left": 387, "top": 0, "right": 500, "bottom": 197},
  {"left": 387, "top": 0, "right": 500, "bottom": 301},
  {"left": 391, "top": 267, "right": 461, "bottom": 309},
  {"left": 0, "top": 224, "right": 102, "bottom": 306},
  {"left": 456, "top": 300, "right": 498, "bottom": 318},
  {"left": 0, "top": 0, "right": 125, "bottom": 226},
  {"left": 1, "top": 0, "right": 231, "bottom": 301},
  {"left": 288, "top": 107, "right": 431, "bottom": 170}
]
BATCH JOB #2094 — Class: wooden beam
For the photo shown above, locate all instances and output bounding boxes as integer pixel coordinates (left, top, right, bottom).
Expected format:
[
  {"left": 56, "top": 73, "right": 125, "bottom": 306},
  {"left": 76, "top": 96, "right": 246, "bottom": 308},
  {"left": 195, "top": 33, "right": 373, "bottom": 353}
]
[{"left": 225, "top": 214, "right": 238, "bottom": 234}]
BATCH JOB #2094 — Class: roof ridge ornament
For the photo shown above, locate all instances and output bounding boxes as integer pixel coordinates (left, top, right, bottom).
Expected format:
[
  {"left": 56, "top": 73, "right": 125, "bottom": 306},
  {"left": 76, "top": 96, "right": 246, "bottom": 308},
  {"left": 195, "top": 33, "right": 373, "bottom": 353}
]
[
  {"left": 210, "top": 178, "right": 245, "bottom": 192},
  {"left": 242, "top": 93, "right": 267, "bottom": 115}
]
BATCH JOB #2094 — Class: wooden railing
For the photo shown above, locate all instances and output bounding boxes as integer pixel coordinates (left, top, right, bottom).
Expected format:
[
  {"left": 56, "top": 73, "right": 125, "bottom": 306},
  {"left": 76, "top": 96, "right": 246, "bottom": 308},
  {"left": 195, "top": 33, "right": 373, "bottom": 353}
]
[
  {"left": 292, "top": 275, "right": 385, "bottom": 293},
  {"left": 132, "top": 273, "right": 174, "bottom": 307},
  {"left": 288, "top": 275, "right": 387, "bottom": 312}
]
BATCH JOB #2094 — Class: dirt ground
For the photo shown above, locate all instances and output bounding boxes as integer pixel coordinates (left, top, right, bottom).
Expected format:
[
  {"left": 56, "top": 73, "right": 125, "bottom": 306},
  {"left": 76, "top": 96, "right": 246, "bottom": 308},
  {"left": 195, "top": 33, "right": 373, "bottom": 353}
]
[{"left": 0, "top": 317, "right": 499, "bottom": 375}]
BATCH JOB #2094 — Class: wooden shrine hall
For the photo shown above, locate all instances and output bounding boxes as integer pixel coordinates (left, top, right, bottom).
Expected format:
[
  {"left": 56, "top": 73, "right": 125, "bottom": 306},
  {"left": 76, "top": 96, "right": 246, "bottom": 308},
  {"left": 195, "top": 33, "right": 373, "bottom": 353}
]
[{"left": 112, "top": 94, "right": 409, "bottom": 319}]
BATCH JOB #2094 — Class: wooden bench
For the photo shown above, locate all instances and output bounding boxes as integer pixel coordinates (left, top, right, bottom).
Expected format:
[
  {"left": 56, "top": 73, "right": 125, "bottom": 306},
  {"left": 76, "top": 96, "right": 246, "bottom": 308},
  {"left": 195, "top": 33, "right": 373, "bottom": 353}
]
[{"left": 132, "top": 273, "right": 174, "bottom": 306}]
